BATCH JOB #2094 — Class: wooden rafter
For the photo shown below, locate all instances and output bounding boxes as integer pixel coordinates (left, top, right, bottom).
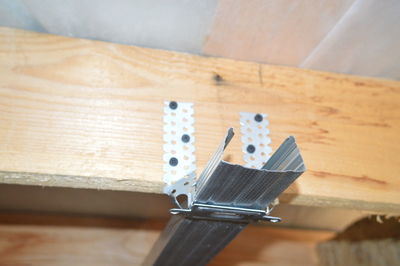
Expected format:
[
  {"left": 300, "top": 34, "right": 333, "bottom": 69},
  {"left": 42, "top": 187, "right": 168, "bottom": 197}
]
[{"left": 0, "top": 27, "right": 399, "bottom": 213}]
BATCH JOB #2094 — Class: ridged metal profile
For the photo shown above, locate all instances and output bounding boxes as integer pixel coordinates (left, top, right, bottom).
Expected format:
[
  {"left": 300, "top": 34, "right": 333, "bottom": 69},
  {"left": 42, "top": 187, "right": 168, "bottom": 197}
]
[
  {"left": 143, "top": 216, "right": 245, "bottom": 266},
  {"left": 144, "top": 129, "right": 305, "bottom": 266}
]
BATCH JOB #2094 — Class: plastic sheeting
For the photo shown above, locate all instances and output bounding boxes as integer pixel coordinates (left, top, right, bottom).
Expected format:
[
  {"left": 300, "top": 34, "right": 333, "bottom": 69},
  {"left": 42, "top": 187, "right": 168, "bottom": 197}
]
[
  {"left": 0, "top": 0, "right": 399, "bottom": 80},
  {"left": 0, "top": 0, "right": 217, "bottom": 53}
]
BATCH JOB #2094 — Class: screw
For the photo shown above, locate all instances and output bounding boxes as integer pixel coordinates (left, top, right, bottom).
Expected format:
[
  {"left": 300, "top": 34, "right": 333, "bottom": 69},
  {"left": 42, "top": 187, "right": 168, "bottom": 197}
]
[
  {"left": 246, "top": 144, "right": 256, "bottom": 153},
  {"left": 181, "top": 134, "right": 190, "bottom": 143},
  {"left": 169, "top": 101, "right": 178, "bottom": 110},
  {"left": 169, "top": 157, "right": 178, "bottom": 166},
  {"left": 254, "top": 113, "right": 263, "bottom": 122}
]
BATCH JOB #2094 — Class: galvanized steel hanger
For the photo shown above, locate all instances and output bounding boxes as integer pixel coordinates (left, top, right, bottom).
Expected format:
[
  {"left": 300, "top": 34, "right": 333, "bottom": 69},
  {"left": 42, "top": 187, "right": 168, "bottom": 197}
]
[{"left": 144, "top": 124, "right": 306, "bottom": 266}]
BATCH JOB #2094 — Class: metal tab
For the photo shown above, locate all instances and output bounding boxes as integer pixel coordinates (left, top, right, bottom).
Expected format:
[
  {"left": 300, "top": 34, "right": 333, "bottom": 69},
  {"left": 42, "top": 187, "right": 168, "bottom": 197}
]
[
  {"left": 240, "top": 112, "right": 272, "bottom": 168},
  {"left": 163, "top": 171, "right": 196, "bottom": 209},
  {"left": 163, "top": 101, "right": 196, "bottom": 184}
]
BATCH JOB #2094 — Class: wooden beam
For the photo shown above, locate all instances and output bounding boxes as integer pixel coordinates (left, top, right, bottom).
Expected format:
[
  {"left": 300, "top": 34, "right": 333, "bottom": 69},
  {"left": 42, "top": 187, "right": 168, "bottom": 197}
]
[
  {"left": 0, "top": 184, "right": 366, "bottom": 232},
  {"left": 0, "top": 27, "right": 399, "bottom": 213},
  {"left": 0, "top": 213, "right": 334, "bottom": 265}
]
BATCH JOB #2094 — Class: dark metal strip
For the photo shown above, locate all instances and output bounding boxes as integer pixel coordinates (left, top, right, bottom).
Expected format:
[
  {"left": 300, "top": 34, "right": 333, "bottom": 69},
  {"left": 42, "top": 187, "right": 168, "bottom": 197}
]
[{"left": 143, "top": 216, "right": 246, "bottom": 266}]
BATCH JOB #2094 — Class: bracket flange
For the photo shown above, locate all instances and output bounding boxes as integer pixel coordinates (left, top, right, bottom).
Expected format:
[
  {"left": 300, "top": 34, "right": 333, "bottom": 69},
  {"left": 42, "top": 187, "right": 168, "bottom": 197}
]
[
  {"left": 163, "top": 101, "right": 196, "bottom": 184},
  {"left": 240, "top": 112, "right": 272, "bottom": 168}
]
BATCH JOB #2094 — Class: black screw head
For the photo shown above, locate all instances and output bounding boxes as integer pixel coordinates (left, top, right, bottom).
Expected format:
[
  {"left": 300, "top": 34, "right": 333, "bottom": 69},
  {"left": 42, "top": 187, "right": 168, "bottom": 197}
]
[
  {"left": 169, "top": 157, "right": 178, "bottom": 166},
  {"left": 246, "top": 144, "right": 256, "bottom": 154},
  {"left": 181, "top": 134, "right": 190, "bottom": 143},
  {"left": 169, "top": 101, "right": 178, "bottom": 110},
  {"left": 254, "top": 113, "right": 263, "bottom": 122}
]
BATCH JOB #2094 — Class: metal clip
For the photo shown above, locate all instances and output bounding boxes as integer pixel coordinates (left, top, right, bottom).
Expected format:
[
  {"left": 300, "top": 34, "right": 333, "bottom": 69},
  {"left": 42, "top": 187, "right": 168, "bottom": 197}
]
[
  {"left": 170, "top": 203, "right": 281, "bottom": 223},
  {"left": 163, "top": 171, "right": 196, "bottom": 209}
]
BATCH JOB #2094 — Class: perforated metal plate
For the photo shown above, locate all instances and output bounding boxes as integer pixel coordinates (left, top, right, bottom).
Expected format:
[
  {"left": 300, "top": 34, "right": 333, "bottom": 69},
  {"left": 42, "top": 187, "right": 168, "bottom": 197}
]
[
  {"left": 163, "top": 101, "right": 196, "bottom": 184},
  {"left": 240, "top": 112, "right": 272, "bottom": 168}
]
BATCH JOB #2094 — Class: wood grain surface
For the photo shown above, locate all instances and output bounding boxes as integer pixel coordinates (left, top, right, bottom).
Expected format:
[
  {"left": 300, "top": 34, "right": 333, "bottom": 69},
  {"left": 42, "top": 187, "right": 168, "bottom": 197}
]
[
  {"left": 0, "top": 27, "right": 399, "bottom": 213},
  {"left": 0, "top": 213, "right": 334, "bottom": 266},
  {"left": 0, "top": 184, "right": 365, "bottom": 232}
]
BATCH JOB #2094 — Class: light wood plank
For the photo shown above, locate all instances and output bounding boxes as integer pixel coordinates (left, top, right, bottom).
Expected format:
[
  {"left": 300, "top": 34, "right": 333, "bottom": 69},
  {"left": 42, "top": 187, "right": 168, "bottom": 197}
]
[
  {"left": 0, "top": 214, "right": 334, "bottom": 266},
  {"left": 0, "top": 27, "right": 400, "bottom": 213},
  {"left": 318, "top": 239, "right": 400, "bottom": 266},
  {"left": 0, "top": 184, "right": 366, "bottom": 232}
]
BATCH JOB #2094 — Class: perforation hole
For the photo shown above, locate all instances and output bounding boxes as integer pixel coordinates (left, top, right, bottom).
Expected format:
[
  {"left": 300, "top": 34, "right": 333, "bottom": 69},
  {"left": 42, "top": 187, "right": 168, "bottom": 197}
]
[{"left": 177, "top": 194, "right": 188, "bottom": 209}]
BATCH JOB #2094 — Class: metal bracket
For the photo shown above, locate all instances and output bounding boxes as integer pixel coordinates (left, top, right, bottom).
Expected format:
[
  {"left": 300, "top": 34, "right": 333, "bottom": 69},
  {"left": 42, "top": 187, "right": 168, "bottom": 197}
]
[
  {"left": 165, "top": 128, "right": 282, "bottom": 224},
  {"left": 163, "top": 101, "right": 196, "bottom": 184},
  {"left": 163, "top": 171, "right": 196, "bottom": 209},
  {"left": 170, "top": 203, "right": 281, "bottom": 223},
  {"left": 145, "top": 126, "right": 306, "bottom": 266},
  {"left": 240, "top": 112, "right": 272, "bottom": 168},
  {"left": 163, "top": 127, "right": 305, "bottom": 224}
]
